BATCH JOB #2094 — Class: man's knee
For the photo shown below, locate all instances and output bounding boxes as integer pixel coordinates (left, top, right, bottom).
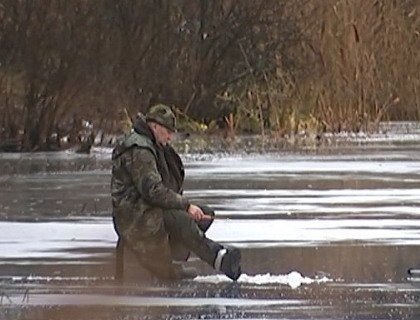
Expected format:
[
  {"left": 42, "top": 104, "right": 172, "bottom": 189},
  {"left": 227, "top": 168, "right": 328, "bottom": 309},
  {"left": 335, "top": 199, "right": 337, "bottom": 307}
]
[
  {"left": 165, "top": 209, "right": 194, "bottom": 229},
  {"left": 164, "top": 209, "right": 204, "bottom": 241}
]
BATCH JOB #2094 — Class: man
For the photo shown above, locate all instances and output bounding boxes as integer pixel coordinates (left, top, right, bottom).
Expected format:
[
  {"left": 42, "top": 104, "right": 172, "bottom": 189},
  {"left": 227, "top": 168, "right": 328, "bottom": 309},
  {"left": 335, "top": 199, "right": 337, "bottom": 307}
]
[{"left": 111, "top": 104, "right": 242, "bottom": 281}]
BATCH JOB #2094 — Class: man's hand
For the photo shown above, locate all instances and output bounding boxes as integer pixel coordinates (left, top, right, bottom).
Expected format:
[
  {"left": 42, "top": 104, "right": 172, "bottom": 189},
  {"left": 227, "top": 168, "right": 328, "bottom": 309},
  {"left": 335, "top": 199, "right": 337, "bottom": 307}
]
[{"left": 187, "top": 204, "right": 213, "bottom": 221}]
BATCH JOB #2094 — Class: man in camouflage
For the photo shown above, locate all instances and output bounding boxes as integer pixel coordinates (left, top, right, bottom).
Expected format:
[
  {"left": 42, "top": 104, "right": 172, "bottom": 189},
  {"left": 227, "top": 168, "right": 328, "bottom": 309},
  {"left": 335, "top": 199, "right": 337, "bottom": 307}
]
[{"left": 111, "top": 104, "right": 242, "bottom": 280}]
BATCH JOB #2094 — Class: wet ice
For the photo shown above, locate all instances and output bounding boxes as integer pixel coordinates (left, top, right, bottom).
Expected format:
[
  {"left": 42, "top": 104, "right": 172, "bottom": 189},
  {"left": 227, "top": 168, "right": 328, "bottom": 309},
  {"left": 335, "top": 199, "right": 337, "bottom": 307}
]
[{"left": 2, "top": 126, "right": 420, "bottom": 319}]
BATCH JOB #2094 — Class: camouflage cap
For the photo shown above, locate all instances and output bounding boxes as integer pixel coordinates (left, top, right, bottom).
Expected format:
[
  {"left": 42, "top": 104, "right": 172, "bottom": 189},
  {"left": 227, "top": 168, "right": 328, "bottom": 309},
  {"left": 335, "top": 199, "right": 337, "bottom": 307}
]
[{"left": 146, "top": 104, "right": 177, "bottom": 132}]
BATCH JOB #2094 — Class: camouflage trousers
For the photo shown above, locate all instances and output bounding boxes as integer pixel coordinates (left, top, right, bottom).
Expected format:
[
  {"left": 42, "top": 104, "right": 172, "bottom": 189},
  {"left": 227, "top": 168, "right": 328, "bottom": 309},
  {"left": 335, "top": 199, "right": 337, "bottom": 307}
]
[{"left": 118, "top": 205, "right": 222, "bottom": 279}]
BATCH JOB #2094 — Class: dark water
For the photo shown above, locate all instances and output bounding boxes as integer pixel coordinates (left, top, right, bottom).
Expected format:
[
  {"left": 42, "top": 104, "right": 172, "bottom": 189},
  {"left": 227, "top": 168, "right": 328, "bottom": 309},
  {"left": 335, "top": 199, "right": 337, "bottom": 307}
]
[{"left": 1, "top": 137, "right": 420, "bottom": 319}]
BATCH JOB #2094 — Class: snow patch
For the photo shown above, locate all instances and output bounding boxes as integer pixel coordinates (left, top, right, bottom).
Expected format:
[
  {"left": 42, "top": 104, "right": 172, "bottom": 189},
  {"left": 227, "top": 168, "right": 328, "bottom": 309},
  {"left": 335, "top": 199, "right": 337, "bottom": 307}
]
[{"left": 194, "top": 271, "right": 332, "bottom": 289}]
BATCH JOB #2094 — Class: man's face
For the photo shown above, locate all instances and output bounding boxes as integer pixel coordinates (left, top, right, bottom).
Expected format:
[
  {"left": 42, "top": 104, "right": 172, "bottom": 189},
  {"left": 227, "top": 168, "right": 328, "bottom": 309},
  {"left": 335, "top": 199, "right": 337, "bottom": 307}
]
[{"left": 150, "top": 122, "right": 174, "bottom": 146}]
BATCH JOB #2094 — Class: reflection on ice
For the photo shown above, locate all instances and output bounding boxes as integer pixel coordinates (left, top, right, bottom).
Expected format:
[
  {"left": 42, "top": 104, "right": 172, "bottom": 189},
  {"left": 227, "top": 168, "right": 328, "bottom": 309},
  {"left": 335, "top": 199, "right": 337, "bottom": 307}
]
[
  {"left": 4, "top": 293, "right": 304, "bottom": 307},
  {"left": 0, "top": 220, "right": 116, "bottom": 260},
  {"left": 187, "top": 188, "right": 420, "bottom": 218},
  {"left": 9, "top": 275, "right": 113, "bottom": 282},
  {"left": 187, "top": 188, "right": 420, "bottom": 201},
  {"left": 2, "top": 215, "right": 420, "bottom": 263},
  {"left": 187, "top": 159, "right": 420, "bottom": 176},
  {"left": 207, "top": 219, "right": 420, "bottom": 246}
]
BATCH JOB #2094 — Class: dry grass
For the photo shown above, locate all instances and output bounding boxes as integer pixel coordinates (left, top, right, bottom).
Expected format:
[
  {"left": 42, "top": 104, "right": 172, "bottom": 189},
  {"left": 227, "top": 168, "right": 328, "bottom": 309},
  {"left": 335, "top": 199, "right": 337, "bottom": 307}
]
[
  {"left": 296, "top": 0, "right": 419, "bottom": 132},
  {"left": 229, "top": 1, "right": 419, "bottom": 137}
]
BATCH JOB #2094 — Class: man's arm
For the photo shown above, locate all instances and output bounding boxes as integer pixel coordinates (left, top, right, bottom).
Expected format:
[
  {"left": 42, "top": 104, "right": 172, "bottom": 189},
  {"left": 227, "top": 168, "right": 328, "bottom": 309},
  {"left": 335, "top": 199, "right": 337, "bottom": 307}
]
[{"left": 131, "top": 147, "right": 190, "bottom": 210}]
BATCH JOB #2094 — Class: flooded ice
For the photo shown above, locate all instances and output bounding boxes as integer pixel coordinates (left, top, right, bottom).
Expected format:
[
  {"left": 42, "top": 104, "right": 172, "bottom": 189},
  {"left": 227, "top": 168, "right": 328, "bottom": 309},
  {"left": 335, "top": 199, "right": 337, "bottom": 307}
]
[{"left": 2, "top": 129, "right": 420, "bottom": 319}]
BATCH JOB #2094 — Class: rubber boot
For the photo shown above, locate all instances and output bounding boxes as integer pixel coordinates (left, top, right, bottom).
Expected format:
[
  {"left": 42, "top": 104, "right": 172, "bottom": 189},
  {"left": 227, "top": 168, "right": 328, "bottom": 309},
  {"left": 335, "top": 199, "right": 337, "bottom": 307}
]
[{"left": 215, "top": 247, "right": 242, "bottom": 281}]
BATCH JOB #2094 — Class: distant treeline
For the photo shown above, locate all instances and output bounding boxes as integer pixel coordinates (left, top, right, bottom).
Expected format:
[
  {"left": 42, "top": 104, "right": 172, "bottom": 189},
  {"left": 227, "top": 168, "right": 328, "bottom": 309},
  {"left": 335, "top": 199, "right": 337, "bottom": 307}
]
[{"left": 0, "top": 0, "right": 419, "bottom": 151}]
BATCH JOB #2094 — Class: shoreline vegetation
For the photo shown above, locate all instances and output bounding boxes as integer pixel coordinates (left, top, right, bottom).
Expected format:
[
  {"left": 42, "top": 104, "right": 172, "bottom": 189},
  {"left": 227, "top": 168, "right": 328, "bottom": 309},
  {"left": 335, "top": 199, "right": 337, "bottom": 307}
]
[
  {"left": 0, "top": 1, "right": 419, "bottom": 152},
  {"left": 2, "top": 120, "right": 420, "bottom": 154},
  {"left": 1, "top": 121, "right": 419, "bottom": 175}
]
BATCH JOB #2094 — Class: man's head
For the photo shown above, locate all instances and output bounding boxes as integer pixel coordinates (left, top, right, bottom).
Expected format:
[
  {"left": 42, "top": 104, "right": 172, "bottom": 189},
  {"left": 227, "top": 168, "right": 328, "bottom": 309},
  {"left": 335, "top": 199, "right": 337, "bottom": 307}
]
[{"left": 146, "top": 104, "right": 176, "bottom": 146}]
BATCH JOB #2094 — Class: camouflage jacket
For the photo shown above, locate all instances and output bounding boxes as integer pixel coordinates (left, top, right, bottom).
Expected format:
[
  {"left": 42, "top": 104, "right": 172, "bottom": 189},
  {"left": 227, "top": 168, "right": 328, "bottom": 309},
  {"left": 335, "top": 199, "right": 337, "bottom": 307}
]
[{"left": 111, "top": 117, "right": 190, "bottom": 237}]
